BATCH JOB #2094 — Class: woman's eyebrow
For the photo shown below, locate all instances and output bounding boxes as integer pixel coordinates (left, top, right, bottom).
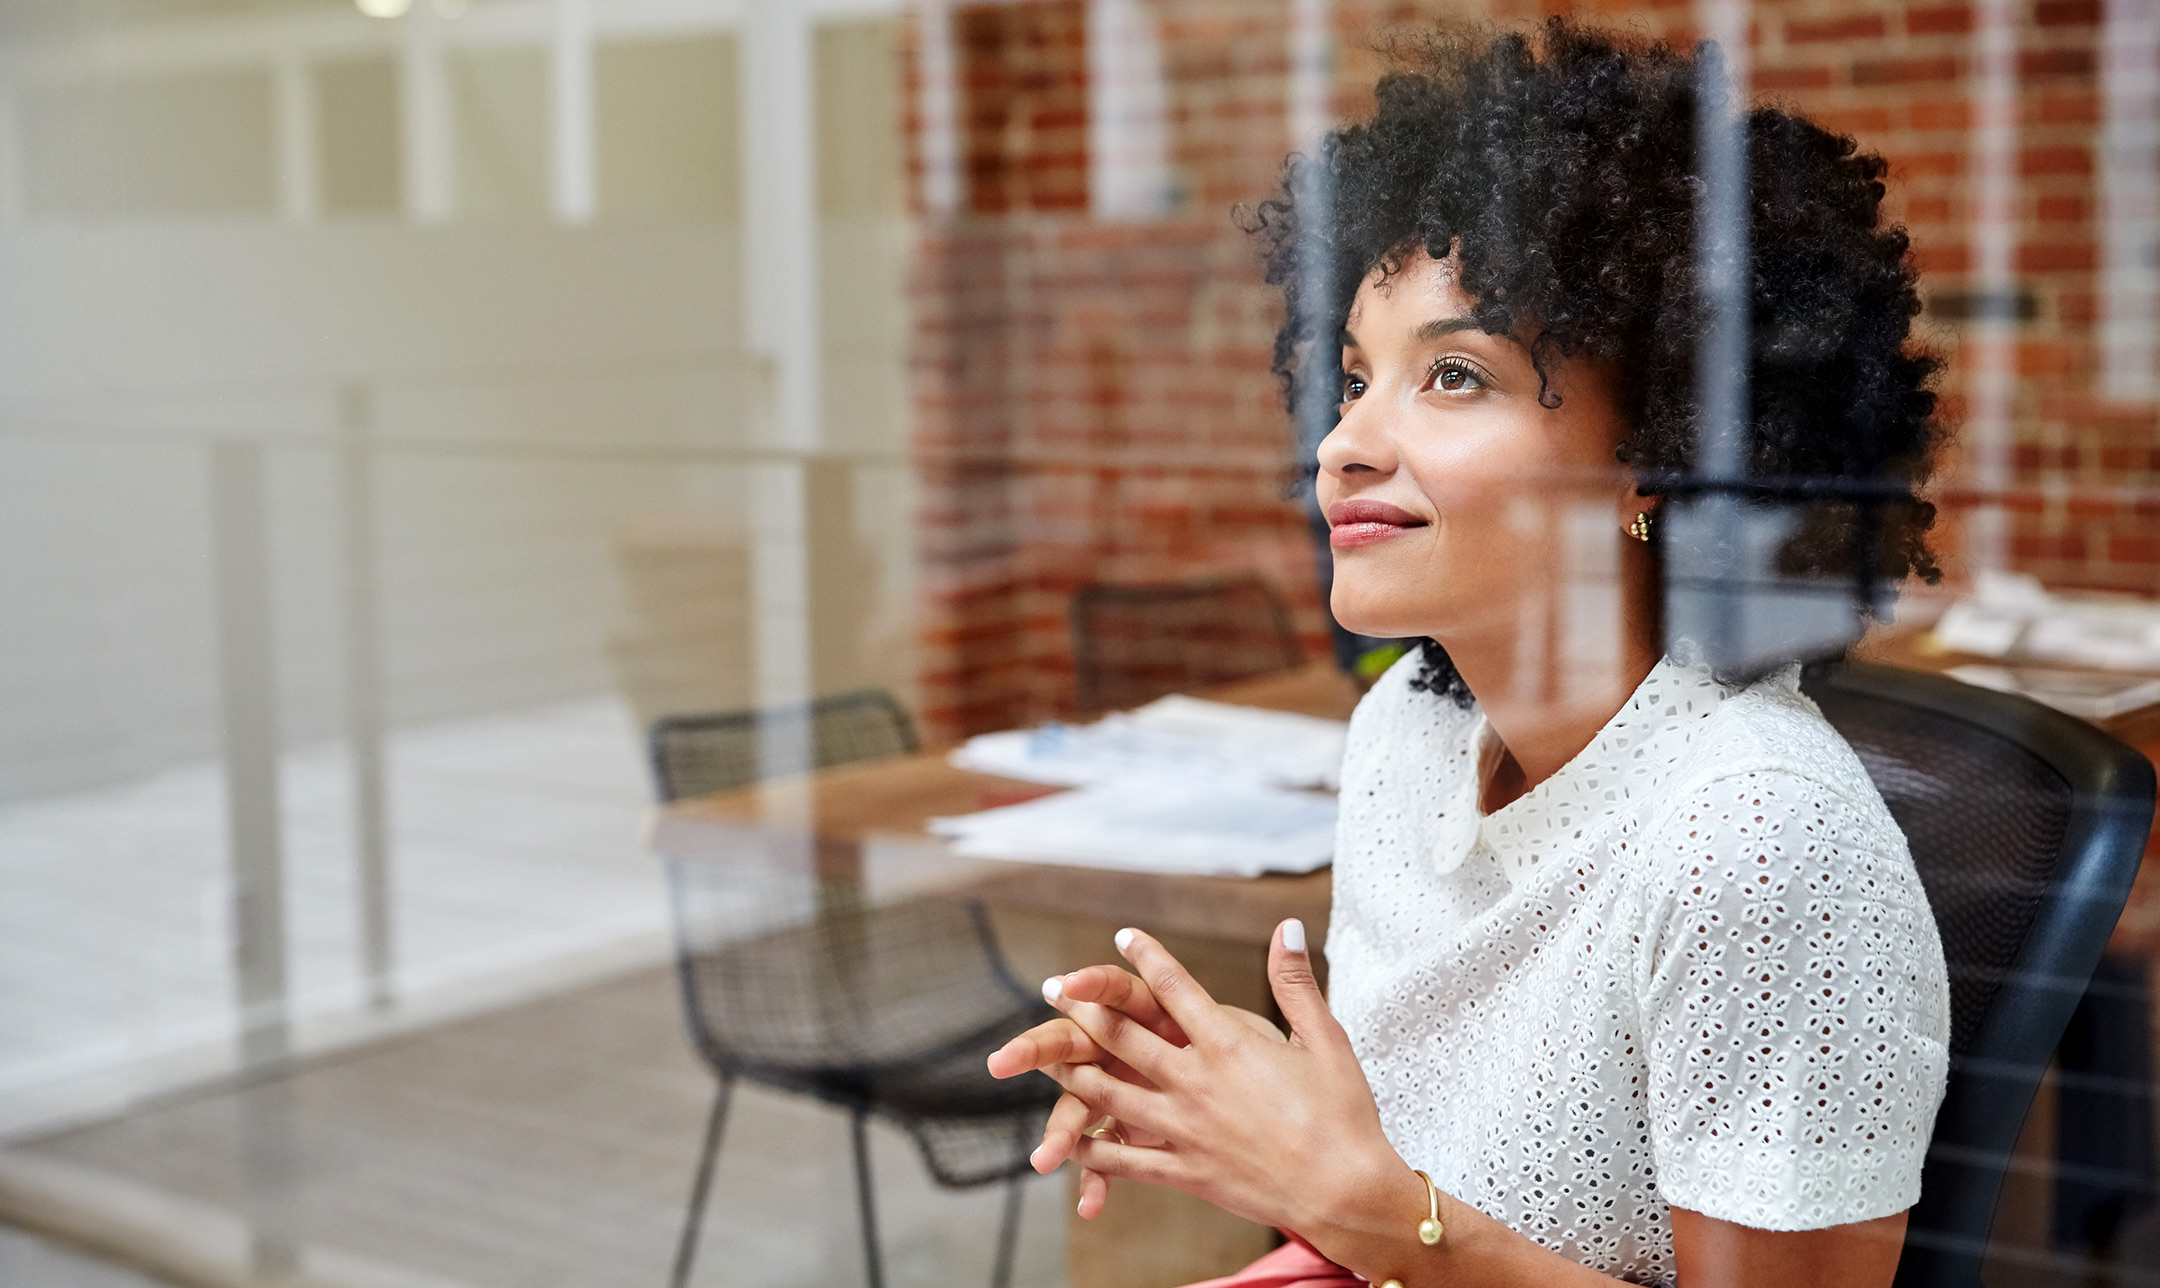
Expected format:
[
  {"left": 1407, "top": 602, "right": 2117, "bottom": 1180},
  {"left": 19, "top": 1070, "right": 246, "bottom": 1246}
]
[
  {"left": 1415, "top": 317, "right": 1482, "bottom": 342},
  {"left": 1342, "top": 316, "right": 1507, "bottom": 350},
  {"left": 1419, "top": 316, "right": 1533, "bottom": 353}
]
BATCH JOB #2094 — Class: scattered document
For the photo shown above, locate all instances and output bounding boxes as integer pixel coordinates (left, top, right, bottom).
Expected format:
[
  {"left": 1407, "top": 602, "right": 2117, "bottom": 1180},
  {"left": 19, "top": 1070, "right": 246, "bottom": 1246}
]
[
  {"left": 1947, "top": 665, "right": 2160, "bottom": 722},
  {"left": 1931, "top": 571, "right": 2160, "bottom": 671},
  {"left": 949, "top": 694, "right": 1349, "bottom": 790},
  {"left": 929, "top": 774, "right": 1336, "bottom": 877},
  {"left": 938, "top": 695, "right": 1348, "bottom": 876},
  {"left": 1931, "top": 602, "right": 2026, "bottom": 659},
  {"left": 2024, "top": 604, "right": 2160, "bottom": 672}
]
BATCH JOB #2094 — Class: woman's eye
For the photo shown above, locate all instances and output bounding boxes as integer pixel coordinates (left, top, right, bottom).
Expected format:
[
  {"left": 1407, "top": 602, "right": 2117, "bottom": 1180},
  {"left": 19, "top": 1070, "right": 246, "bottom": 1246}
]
[
  {"left": 1430, "top": 360, "right": 1484, "bottom": 393},
  {"left": 1341, "top": 375, "right": 1368, "bottom": 402}
]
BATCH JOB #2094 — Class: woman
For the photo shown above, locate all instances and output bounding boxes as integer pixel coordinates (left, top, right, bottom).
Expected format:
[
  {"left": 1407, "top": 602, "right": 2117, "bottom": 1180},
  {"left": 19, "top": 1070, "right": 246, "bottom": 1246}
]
[{"left": 987, "top": 19, "right": 1952, "bottom": 1288}]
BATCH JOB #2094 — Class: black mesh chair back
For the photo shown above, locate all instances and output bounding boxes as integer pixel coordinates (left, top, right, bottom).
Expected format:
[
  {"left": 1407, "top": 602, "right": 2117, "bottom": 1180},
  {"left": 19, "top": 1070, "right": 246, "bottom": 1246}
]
[
  {"left": 1070, "top": 575, "right": 1305, "bottom": 715},
  {"left": 650, "top": 692, "right": 1057, "bottom": 1288},
  {"left": 1799, "top": 662, "right": 2156, "bottom": 1287},
  {"left": 649, "top": 688, "right": 917, "bottom": 803},
  {"left": 668, "top": 873, "right": 1055, "bottom": 1185}
]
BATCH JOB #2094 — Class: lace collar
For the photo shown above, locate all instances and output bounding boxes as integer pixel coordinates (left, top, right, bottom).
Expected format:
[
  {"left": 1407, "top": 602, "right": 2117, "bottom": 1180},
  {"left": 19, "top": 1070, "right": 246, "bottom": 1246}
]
[{"left": 1436, "top": 657, "right": 1742, "bottom": 888}]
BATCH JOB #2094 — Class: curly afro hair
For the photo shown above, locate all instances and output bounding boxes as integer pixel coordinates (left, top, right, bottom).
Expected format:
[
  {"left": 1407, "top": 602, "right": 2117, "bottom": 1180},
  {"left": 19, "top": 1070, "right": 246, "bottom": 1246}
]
[{"left": 1250, "top": 18, "right": 1942, "bottom": 702}]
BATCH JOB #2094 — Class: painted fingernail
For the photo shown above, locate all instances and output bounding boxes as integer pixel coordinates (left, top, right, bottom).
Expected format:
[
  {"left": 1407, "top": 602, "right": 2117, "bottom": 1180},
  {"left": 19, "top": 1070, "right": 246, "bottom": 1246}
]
[
  {"left": 1114, "top": 927, "right": 1136, "bottom": 952},
  {"left": 1282, "top": 918, "right": 1307, "bottom": 953},
  {"left": 1042, "top": 975, "right": 1063, "bottom": 1003}
]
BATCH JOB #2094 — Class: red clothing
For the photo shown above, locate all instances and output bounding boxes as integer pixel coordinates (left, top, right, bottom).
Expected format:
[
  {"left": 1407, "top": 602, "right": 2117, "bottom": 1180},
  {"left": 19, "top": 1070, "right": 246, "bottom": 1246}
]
[{"left": 1183, "top": 1237, "right": 1362, "bottom": 1288}]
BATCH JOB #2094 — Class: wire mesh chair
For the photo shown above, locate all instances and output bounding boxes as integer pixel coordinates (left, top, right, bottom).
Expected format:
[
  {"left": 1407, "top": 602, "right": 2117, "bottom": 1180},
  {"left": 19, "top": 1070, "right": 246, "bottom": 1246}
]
[
  {"left": 1799, "top": 662, "right": 2156, "bottom": 1288},
  {"left": 1070, "top": 575, "right": 1306, "bottom": 715},
  {"left": 650, "top": 688, "right": 918, "bottom": 803},
  {"left": 649, "top": 693, "right": 1059, "bottom": 1288}
]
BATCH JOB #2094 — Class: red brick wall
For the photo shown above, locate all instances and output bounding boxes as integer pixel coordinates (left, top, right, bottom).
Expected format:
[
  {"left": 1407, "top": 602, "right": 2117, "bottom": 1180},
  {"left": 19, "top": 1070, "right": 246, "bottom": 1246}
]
[
  {"left": 959, "top": 0, "right": 1093, "bottom": 214},
  {"left": 905, "top": 0, "right": 2160, "bottom": 741},
  {"left": 908, "top": 217, "right": 1315, "bottom": 739},
  {"left": 907, "top": 0, "right": 1320, "bottom": 741}
]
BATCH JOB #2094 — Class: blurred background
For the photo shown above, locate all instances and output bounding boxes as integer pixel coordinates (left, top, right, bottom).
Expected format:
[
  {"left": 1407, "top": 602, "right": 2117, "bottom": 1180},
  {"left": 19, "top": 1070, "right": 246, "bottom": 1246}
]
[{"left": 1, "top": 0, "right": 2158, "bottom": 1285}]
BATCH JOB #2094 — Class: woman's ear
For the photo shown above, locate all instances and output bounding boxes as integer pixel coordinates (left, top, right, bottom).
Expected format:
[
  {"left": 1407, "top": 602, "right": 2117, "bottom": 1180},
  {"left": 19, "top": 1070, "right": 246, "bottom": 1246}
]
[
  {"left": 1613, "top": 465, "right": 1651, "bottom": 523},
  {"left": 1616, "top": 473, "right": 1662, "bottom": 545}
]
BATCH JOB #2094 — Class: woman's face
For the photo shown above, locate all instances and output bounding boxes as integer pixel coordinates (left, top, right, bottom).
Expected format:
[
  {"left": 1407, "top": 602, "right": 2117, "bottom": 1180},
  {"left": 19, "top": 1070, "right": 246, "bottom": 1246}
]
[{"left": 1317, "top": 250, "right": 1640, "bottom": 655}]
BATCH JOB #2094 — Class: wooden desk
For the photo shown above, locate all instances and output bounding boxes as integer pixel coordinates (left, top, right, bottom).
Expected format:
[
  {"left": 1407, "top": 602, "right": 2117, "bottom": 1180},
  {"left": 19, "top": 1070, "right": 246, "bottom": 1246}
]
[
  {"left": 655, "top": 664, "right": 1362, "bottom": 1288},
  {"left": 661, "top": 665, "right": 1356, "bottom": 949}
]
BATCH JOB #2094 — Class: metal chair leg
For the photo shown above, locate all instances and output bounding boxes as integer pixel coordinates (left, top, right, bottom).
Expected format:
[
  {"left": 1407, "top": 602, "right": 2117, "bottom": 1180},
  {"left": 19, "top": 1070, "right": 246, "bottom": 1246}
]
[
  {"left": 669, "top": 1076, "right": 735, "bottom": 1288},
  {"left": 989, "top": 1171, "right": 1025, "bottom": 1288},
  {"left": 851, "top": 1109, "right": 886, "bottom": 1288}
]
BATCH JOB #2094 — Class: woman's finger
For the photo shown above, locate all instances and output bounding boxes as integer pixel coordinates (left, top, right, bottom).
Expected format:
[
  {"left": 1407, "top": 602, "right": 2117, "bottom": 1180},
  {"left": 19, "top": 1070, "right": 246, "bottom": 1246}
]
[
  {"left": 1056, "top": 964, "right": 1188, "bottom": 1045},
  {"left": 988, "top": 1015, "right": 1107, "bottom": 1079},
  {"left": 1060, "top": 997, "right": 1184, "bottom": 1085},
  {"left": 1113, "top": 927, "right": 1232, "bottom": 1044},
  {"left": 1070, "top": 1134, "right": 1187, "bottom": 1192},
  {"left": 1121, "top": 1122, "right": 1172, "bottom": 1148},
  {"left": 1044, "top": 1061, "right": 1169, "bottom": 1138},
  {"left": 1032, "top": 1090, "right": 1096, "bottom": 1173},
  {"left": 1266, "top": 918, "right": 1347, "bottom": 1052},
  {"left": 1077, "top": 1167, "right": 1110, "bottom": 1219}
]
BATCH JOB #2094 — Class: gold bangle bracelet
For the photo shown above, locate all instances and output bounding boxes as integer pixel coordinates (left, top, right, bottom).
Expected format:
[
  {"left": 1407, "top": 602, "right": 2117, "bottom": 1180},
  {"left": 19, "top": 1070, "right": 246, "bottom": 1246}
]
[
  {"left": 1376, "top": 1170, "right": 1444, "bottom": 1288},
  {"left": 1411, "top": 1169, "right": 1444, "bottom": 1246}
]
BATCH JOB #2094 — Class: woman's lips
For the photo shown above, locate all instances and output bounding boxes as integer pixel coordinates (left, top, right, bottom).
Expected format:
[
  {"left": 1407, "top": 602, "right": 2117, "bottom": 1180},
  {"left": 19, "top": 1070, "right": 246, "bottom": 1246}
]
[{"left": 1327, "top": 498, "right": 1429, "bottom": 550}]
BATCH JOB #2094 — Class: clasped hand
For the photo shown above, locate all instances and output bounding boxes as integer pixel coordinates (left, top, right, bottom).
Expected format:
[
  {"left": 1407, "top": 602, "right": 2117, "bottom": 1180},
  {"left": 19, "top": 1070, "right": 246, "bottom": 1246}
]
[{"left": 984, "top": 921, "right": 1400, "bottom": 1235}]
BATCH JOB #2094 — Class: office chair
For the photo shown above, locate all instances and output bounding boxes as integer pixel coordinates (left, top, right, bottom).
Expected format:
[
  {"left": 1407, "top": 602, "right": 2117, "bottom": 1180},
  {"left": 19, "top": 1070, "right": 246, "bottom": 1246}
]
[
  {"left": 1070, "top": 575, "right": 1305, "bottom": 715},
  {"left": 1800, "top": 662, "right": 2157, "bottom": 1287},
  {"left": 649, "top": 692, "right": 1059, "bottom": 1288},
  {"left": 650, "top": 688, "right": 918, "bottom": 803}
]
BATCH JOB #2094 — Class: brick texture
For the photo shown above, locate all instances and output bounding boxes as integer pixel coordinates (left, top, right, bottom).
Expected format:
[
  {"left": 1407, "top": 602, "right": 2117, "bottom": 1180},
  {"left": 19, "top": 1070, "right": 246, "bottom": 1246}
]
[
  {"left": 905, "top": 0, "right": 2160, "bottom": 741},
  {"left": 959, "top": 0, "right": 1093, "bottom": 214}
]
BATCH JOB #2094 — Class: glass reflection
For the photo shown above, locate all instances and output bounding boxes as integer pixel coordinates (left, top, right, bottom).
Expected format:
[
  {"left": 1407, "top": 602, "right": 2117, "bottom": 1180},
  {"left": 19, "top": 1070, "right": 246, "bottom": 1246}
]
[{"left": 0, "top": 0, "right": 2155, "bottom": 1284}]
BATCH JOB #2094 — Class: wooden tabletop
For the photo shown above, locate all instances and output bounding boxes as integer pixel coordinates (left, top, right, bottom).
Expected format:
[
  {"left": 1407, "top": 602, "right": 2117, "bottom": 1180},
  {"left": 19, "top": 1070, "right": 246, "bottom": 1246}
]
[
  {"left": 656, "top": 664, "right": 1364, "bottom": 948},
  {"left": 1854, "top": 624, "right": 2160, "bottom": 750},
  {"left": 658, "top": 634, "right": 2160, "bottom": 952}
]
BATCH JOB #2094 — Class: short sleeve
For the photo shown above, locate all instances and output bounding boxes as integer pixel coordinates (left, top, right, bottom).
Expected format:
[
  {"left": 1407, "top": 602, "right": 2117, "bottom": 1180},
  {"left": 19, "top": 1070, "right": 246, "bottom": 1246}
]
[{"left": 1636, "top": 767, "right": 1951, "bottom": 1231}]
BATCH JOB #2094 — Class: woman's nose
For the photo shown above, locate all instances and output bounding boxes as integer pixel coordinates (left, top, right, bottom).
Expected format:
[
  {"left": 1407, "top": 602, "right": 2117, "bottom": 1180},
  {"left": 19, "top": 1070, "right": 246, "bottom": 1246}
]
[{"left": 1316, "top": 396, "right": 1397, "bottom": 479}]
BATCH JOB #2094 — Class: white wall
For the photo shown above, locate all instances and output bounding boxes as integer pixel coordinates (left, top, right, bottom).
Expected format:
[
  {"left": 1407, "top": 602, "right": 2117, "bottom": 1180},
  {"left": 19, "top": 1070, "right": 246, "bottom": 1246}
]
[
  {"left": 0, "top": 13, "right": 916, "bottom": 804},
  {"left": 0, "top": 222, "right": 751, "bottom": 801}
]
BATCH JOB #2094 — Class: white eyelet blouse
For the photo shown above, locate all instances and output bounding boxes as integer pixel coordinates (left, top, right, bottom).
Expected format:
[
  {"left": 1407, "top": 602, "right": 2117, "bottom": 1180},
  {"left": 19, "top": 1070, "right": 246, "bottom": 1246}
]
[{"left": 1325, "top": 653, "right": 1951, "bottom": 1286}]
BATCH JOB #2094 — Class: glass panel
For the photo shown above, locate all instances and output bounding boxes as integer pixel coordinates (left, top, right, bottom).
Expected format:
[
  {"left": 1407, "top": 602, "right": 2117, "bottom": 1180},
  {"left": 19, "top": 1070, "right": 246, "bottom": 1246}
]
[{"left": 1, "top": 0, "right": 2156, "bottom": 1285}]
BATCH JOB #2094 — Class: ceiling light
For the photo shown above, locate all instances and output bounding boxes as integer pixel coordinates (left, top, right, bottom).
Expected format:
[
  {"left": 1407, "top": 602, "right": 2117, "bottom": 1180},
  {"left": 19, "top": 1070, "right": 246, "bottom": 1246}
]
[{"left": 355, "top": 0, "right": 412, "bottom": 15}]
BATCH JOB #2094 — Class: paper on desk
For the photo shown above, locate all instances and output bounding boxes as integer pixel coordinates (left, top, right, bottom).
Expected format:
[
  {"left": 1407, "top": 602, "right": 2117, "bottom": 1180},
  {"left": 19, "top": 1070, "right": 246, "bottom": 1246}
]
[
  {"left": 1931, "top": 572, "right": 2160, "bottom": 671},
  {"left": 1932, "top": 601, "right": 2027, "bottom": 658},
  {"left": 2024, "top": 604, "right": 2160, "bottom": 672},
  {"left": 949, "top": 694, "right": 1349, "bottom": 791},
  {"left": 928, "top": 774, "right": 1336, "bottom": 878},
  {"left": 1947, "top": 664, "right": 2160, "bottom": 721}
]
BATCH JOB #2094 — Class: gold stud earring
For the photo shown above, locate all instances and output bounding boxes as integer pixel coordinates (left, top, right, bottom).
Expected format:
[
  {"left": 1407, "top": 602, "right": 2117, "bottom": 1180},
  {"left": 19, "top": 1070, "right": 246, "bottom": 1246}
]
[{"left": 1626, "top": 511, "right": 1654, "bottom": 543}]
